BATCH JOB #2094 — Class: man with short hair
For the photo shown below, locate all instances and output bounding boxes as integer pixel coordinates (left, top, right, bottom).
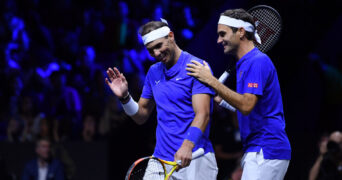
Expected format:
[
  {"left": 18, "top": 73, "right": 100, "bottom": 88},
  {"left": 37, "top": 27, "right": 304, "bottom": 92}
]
[
  {"left": 105, "top": 20, "right": 218, "bottom": 179},
  {"left": 186, "top": 9, "right": 291, "bottom": 180},
  {"left": 22, "top": 138, "right": 65, "bottom": 180}
]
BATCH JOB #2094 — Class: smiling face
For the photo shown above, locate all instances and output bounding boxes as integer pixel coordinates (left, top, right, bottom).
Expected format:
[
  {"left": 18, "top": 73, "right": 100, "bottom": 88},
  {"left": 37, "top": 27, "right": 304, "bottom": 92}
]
[
  {"left": 145, "top": 32, "right": 176, "bottom": 66},
  {"left": 217, "top": 24, "right": 240, "bottom": 55}
]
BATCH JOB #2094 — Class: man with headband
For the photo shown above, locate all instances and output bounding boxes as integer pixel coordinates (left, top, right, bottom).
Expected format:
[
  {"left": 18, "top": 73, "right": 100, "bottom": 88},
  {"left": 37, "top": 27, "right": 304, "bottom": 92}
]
[
  {"left": 186, "top": 9, "right": 291, "bottom": 180},
  {"left": 105, "top": 20, "right": 218, "bottom": 179}
]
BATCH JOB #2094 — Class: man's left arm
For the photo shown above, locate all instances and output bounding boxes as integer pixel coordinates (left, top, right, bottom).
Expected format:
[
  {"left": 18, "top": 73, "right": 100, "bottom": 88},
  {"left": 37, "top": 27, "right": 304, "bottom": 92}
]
[{"left": 174, "top": 93, "right": 211, "bottom": 169}]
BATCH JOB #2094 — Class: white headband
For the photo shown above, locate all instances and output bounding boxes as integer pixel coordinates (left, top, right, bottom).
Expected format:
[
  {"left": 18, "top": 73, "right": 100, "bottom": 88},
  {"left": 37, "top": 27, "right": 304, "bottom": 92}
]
[
  {"left": 142, "top": 26, "right": 170, "bottom": 45},
  {"left": 218, "top": 16, "right": 261, "bottom": 44}
]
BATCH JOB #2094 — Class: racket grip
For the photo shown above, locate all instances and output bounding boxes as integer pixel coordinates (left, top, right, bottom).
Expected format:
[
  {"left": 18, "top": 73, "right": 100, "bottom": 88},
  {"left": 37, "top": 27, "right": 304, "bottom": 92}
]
[
  {"left": 192, "top": 148, "right": 204, "bottom": 159},
  {"left": 219, "top": 100, "right": 236, "bottom": 112},
  {"left": 175, "top": 148, "right": 205, "bottom": 165},
  {"left": 218, "top": 71, "right": 230, "bottom": 83}
]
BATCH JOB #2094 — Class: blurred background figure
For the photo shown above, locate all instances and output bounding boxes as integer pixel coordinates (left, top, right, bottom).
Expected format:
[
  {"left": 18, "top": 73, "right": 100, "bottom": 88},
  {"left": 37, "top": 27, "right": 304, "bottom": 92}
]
[
  {"left": 309, "top": 131, "right": 342, "bottom": 180},
  {"left": 0, "top": 0, "right": 340, "bottom": 179},
  {"left": 6, "top": 115, "right": 22, "bottom": 142},
  {"left": 22, "top": 138, "right": 65, "bottom": 180},
  {"left": 81, "top": 114, "right": 97, "bottom": 142}
]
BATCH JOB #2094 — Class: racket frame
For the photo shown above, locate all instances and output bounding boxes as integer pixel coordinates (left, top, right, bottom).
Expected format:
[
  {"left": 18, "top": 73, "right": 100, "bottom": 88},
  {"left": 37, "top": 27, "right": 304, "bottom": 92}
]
[{"left": 126, "top": 148, "right": 204, "bottom": 180}]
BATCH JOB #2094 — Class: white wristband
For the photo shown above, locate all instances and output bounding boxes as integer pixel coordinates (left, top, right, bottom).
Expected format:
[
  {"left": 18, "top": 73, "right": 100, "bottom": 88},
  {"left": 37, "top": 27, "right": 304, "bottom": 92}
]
[
  {"left": 219, "top": 100, "right": 236, "bottom": 112},
  {"left": 122, "top": 96, "right": 139, "bottom": 116}
]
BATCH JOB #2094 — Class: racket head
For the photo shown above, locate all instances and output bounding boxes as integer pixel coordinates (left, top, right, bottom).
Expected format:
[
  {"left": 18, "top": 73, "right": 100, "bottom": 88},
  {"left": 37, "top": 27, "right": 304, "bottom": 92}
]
[
  {"left": 248, "top": 5, "right": 282, "bottom": 53},
  {"left": 125, "top": 156, "right": 166, "bottom": 180}
]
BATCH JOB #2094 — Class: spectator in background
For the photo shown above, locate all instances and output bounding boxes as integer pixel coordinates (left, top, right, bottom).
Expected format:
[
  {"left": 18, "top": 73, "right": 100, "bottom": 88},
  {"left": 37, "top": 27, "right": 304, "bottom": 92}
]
[
  {"left": 309, "top": 131, "right": 342, "bottom": 180},
  {"left": 19, "top": 95, "right": 37, "bottom": 142},
  {"left": 32, "top": 115, "right": 54, "bottom": 142},
  {"left": 98, "top": 96, "right": 124, "bottom": 137},
  {"left": 82, "top": 114, "right": 97, "bottom": 142},
  {"left": 73, "top": 45, "right": 100, "bottom": 96},
  {"left": 46, "top": 71, "right": 82, "bottom": 140},
  {"left": 6, "top": 115, "right": 23, "bottom": 142},
  {"left": 22, "top": 138, "right": 65, "bottom": 180}
]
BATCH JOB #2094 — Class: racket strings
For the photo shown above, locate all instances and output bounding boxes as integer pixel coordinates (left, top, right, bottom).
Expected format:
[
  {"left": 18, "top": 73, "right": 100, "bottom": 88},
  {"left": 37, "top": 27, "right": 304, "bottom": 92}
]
[
  {"left": 142, "top": 158, "right": 165, "bottom": 180},
  {"left": 127, "top": 159, "right": 150, "bottom": 180},
  {"left": 250, "top": 8, "right": 281, "bottom": 52}
]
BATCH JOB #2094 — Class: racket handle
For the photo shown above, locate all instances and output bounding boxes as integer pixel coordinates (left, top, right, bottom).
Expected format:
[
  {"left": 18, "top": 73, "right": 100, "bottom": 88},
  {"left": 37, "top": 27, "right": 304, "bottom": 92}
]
[
  {"left": 175, "top": 148, "right": 205, "bottom": 165},
  {"left": 217, "top": 70, "right": 236, "bottom": 112},
  {"left": 219, "top": 100, "right": 236, "bottom": 112},
  {"left": 218, "top": 71, "right": 230, "bottom": 83},
  {"left": 192, "top": 148, "right": 204, "bottom": 159}
]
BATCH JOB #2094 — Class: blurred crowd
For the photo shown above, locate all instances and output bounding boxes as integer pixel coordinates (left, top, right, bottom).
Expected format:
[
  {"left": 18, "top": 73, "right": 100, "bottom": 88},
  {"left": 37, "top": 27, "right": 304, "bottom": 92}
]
[
  {"left": 0, "top": 0, "right": 226, "bottom": 144},
  {"left": 0, "top": 0, "right": 243, "bottom": 179},
  {"left": 1, "top": 0, "right": 342, "bottom": 179}
]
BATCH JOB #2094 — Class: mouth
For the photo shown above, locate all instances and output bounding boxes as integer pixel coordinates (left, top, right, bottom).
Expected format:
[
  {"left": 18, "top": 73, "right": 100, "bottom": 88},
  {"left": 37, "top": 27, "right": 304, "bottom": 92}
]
[
  {"left": 222, "top": 42, "right": 230, "bottom": 50},
  {"left": 159, "top": 53, "right": 167, "bottom": 62}
]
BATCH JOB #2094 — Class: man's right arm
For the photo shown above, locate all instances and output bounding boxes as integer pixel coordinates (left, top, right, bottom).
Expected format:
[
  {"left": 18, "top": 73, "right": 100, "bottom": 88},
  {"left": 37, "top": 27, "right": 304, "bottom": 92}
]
[
  {"left": 130, "top": 97, "right": 155, "bottom": 125},
  {"left": 105, "top": 67, "right": 155, "bottom": 125},
  {"left": 186, "top": 61, "right": 258, "bottom": 115}
]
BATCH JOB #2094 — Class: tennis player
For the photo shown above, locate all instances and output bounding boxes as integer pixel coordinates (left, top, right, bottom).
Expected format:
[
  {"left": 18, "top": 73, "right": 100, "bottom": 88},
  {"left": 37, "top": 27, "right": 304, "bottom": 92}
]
[
  {"left": 106, "top": 20, "right": 218, "bottom": 179},
  {"left": 186, "top": 9, "right": 291, "bottom": 180}
]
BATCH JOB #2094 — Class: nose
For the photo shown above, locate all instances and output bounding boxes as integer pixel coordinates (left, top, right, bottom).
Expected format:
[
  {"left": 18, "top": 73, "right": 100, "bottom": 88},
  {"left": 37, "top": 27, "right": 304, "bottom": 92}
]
[
  {"left": 217, "top": 36, "right": 223, "bottom": 44},
  {"left": 153, "top": 49, "right": 161, "bottom": 57}
]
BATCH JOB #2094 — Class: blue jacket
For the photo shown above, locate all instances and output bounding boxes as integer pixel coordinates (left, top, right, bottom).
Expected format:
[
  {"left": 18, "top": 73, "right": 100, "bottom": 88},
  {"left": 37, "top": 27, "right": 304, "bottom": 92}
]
[{"left": 22, "top": 159, "right": 64, "bottom": 180}]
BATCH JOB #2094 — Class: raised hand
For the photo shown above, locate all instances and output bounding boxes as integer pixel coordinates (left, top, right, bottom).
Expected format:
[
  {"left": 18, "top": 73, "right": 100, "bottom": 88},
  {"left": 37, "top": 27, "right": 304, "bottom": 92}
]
[{"left": 105, "top": 67, "right": 128, "bottom": 98}]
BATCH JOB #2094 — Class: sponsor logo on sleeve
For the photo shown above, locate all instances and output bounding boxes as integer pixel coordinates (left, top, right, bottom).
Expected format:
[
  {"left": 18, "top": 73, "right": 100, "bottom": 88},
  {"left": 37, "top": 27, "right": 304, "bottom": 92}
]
[{"left": 248, "top": 83, "right": 258, "bottom": 88}]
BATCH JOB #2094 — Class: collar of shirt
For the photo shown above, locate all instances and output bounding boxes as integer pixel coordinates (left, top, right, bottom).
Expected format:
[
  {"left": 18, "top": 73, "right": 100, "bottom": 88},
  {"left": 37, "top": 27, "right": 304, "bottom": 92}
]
[
  {"left": 236, "top": 47, "right": 259, "bottom": 70},
  {"left": 162, "top": 51, "right": 184, "bottom": 79}
]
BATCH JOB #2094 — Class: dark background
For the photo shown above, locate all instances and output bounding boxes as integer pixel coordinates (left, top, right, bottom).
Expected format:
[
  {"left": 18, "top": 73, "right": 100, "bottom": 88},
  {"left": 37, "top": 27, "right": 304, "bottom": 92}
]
[{"left": 0, "top": 0, "right": 342, "bottom": 179}]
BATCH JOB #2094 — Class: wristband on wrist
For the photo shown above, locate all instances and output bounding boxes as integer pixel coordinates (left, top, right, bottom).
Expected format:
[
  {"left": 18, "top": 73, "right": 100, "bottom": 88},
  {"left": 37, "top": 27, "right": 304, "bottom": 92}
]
[
  {"left": 121, "top": 96, "right": 139, "bottom": 116},
  {"left": 185, "top": 126, "right": 203, "bottom": 145},
  {"left": 119, "top": 92, "right": 130, "bottom": 103}
]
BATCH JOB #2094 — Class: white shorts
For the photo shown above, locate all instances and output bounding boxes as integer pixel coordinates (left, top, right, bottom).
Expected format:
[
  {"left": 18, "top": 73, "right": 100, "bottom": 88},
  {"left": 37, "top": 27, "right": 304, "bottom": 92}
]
[
  {"left": 241, "top": 149, "right": 289, "bottom": 180},
  {"left": 144, "top": 152, "right": 218, "bottom": 180}
]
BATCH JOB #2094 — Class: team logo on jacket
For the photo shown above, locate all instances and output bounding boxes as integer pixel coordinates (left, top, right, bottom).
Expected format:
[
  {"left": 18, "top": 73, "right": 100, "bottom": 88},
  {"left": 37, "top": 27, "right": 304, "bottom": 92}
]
[{"left": 248, "top": 83, "right": 258, "bottom": 88}]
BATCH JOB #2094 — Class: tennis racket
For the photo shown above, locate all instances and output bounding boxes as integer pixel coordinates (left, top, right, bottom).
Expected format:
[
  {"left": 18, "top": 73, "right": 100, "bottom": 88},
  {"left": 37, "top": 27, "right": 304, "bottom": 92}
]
[
  {"left": 125, "top": 148, "right": 204, "bottom": 180},
  {"left": 218, "top": 5, "right": 282, "bottom": 111}
]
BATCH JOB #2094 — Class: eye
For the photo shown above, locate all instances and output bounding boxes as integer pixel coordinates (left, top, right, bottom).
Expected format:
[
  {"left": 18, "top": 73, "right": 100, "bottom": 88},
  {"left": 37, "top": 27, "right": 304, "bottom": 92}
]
[
  {"left": 154, "top": 43, "right": 162, "bottom": 49},
  {"left": 218, "top": 32, "right": 226, "bottom": 37}
]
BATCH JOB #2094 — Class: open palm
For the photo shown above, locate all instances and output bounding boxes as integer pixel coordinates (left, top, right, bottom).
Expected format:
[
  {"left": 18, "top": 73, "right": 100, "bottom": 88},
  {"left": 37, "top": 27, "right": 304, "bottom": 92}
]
[{"left": 105, "top": 67, "right": 128, "bottom": 98}]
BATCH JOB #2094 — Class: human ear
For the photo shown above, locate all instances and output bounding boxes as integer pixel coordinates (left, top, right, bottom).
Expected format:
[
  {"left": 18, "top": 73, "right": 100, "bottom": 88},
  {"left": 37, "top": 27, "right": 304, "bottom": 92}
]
[{"left": 238, "top": 27, "right": 245, "bottom": 39}]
